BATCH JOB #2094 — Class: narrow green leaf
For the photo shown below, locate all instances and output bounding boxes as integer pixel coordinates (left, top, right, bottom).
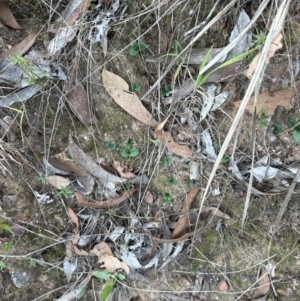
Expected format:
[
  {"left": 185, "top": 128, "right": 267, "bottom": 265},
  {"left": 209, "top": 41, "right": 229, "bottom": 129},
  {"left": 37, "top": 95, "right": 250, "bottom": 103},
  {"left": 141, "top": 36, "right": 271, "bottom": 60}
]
[
  {"left": 293, "top": 129, "right": 300, "bottom": 143},
  {"left": 4, "top": 240, "right": 12, "bottom": 254},
  {"left": 0, "top": 223, "right": 12, "bottom": 233},
  {"left": 77, "top": 287, "right": 86, "bottom": 299},
  {"left": 194, "top": 47, "right": 213, "bottom": 89},
  {"left": 221, "top": 156, "right": 230, "bottom": 164},
  {"left": 93, "top": 270, "right": 111, "bottom": 280},
  {"left": 100, "top": 278, "right": 115, "bottom": 300},
  {"left": 273, "top": 121, "right": 282, "bottom": 135},
  {"left": 117, "top": 273, "right": 126, "bottom": 280}
]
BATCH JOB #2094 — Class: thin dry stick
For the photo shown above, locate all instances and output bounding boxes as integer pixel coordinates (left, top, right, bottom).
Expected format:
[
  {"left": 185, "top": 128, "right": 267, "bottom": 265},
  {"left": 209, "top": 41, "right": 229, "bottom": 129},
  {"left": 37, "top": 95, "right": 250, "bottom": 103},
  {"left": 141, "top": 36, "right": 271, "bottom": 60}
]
[{"left": 274, "top": 166, "right": 300, "bottom": 232}]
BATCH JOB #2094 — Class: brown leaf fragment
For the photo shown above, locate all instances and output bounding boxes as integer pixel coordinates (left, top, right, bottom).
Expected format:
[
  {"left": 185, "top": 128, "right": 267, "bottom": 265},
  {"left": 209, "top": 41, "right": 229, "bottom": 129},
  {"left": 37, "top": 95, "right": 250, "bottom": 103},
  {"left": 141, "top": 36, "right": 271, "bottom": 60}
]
[
  {"left": 75, "top": 188, "right": 136, "bottom": 209},
  {"left": 65, "top": 80, "right": 94, "bottom": 125},
  {"left": 67, "top": 207, "right": 79, "bottom": 230},
  {"left": 113, "top": 161, "right": 136, "bottom": 179},
  {"left": 0, "top": 33, "right": 36, "bottom": 58},
  {"left": 171, "top": 187, "right": 200, "bottom": 239},
  {"left": 91, "top": 242, "right": 130, "bottom": 274},
  {"left": 0, "top": 0, "right": 22, "bottom": 29},
  {"left": 102, "top": 68, "right": 157, "bottom": 127},
  {"left": 144, "top": 191, "right": 154, "bottom": 204},
  {"left": 218, "top": 280, "right": 229, "bottom": 292},
  {"left": 233, "top": 87, "right": 295, "bottom": 116},
  {"left": 63, "top": 0, "right": 94, "bottom": 25},
  {"left": 47, "top": 175, "right": 71, "bottom": 190},
  {"left": 201, "top": 207, "right": 231, "bottom": 220},
  {"left": 252, "top": 268, "right": 270, "bottom": 299},
  {"left": 247, "top": 33, "right": 283, "bottom": 79},
  {"left": 154, "top": 115, "right": 170, "bottom": 132},
  {"left": 156, "top": 130, "right": 193, "bottom": 158}
]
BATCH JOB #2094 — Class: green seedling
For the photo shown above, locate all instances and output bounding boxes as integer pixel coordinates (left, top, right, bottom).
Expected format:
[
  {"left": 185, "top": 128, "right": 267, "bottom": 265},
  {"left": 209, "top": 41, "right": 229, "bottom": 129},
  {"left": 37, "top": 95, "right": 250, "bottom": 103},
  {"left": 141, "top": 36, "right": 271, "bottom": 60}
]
[
  {"left": 7, "top": 103, "right": 26, "bottom": 144},
  {"left": 221, "top": 155, "right": 230, "bottom": 164},
  {"left": 106, "top": 141, "right": 116, "bottom": 150},
  {"left": 162, "top": 155, "right": 172, "bottom": 167},
  {"left": 213, "top": 141, "right": 230, "bottom": 164},
  {"left": 273, "top": 121, "right": 282, "bottom": 135},
  {"left": 129, "top": 41, "right": 148, "bottom": 57},
  {"left": 29, "top": 259, "right": 36, "bottom": 268},
  {"left": 167, "top": 176, "right": 177, "bottom": 185},
  {"left": 0, "top": 261, "right": 6, "bottom": 270},
  {"left": 194, "top": 44, "right": 261, "bottom": 89},
  {"left": 120, "top": 139, "right": 139, "bottom": 158},
  {"left": 163, "top": 192, "right": 173, "bottom": 203},
  {"left": 37, "top": 173, "right": 46, "bottom": 184},
  {"left": 56, "top": 186, "right": 73, "bottom": 198},
  {"left": 184, "top": 178, "right": 192, "bottom": 185},
  {"left": 160, "top": 86, "right": 172, "bottom": 98},
  {"left": 257, "top": 108, "right": 268, "bottom": 127},
  {"left": 129, "top": 83, "right": 142, "bottom": 92},
  {"left": 93, "top": 269, "right": 125, "bottom": 300},
  {"left": 0, "top": 222, "right": 14, "bottom": 254}
]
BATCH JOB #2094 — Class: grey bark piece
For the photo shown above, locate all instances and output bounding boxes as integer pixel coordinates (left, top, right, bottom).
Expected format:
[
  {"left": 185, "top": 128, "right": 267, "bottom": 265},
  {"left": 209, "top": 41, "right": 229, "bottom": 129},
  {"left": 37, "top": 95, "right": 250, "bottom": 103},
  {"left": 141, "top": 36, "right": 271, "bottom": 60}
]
[{"left": 0, "top": 85, "right": 42, "bottom": 107}]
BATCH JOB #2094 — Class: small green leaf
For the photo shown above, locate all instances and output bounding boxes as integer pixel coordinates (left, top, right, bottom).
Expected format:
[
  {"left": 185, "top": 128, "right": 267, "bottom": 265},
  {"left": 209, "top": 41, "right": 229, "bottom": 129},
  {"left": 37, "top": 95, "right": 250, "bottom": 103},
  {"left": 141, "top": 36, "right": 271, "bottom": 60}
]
[
  {"left": 117, "top": 273, "right": 126, "bottom": 280},
  {"left": 184, "top": 179, "right": 192, "bottom": 185},
  {"left": 129, "top": 46, "right": 139, "bottom": 57},
  {"left": 93, "top": 270, "right": 111, "bottom": 280},
  {"left": 128, "top": 148, "right": 139, "bottom": 157},
  {"left": 0, "top": 261, "right": 6, "bottom": 270},
  {"left": 293, "top": 129, "right": 300, "bottom": 143},
  {"left": 129, "top": 83, "right": 142, "bottom": 92},
  {"left": 0, "top": 223, "right": 12, "bottom": 233},
  {"left": 162, "top": 155, "right": 172, "bottom": 167},
  {"left": 221, "top": 156, "right": 230, "bottom": 164},
  {"left": 273, "top": 121, "right": 282, "bottom": 135},
  {"left": 287, "top": 118, "right": 296, "bottom": 128},
  {"left": 138, "top": 42, "right": 148, "bottom": 52},
  {"left": 120, "top": 149, "right": 130, "bottom": 158},
  {"left": 163, "top": 193, "right": 173, "bottom": 203},
  {"left": 77, "top": 287, "right": 86, "bottom": 299},
  {"left": 167, "top": 177, "right": 177, "bottom": 185},
  {"left": 4, "top": 240, "right": 12, "bottom": 254},
  {"left": 100, "top": 278, "right": 115, "bottom": 300},
  {"left": 106, "top": 141, "right": 116, "bottom": 150}
]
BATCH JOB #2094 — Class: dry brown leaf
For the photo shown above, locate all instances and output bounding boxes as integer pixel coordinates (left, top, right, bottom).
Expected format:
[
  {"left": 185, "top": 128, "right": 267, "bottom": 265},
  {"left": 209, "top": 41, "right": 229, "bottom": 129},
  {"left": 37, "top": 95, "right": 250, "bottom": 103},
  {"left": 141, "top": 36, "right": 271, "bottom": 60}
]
[
  {"left": 201, "top": 207, "right": 231, "bottom": 220},
  {"left": 233, "top": 87, "right": 295, "bottom": 116},
  {"left": 252, "top": 268, "right": 270, "bottom": 299},
  {"left": 75, "top": 189, "right": 136, "bottom": 209},
  {"left": 64, "top": 0, "right": 94, "bottom": 25},
  {"left": 47, "top": 175, "right": 71, "bottom": 190},
  {"left": 156, "top": 130, "right": 193, "bottom": 158},
  {"left": 113, "top": 161, "right": 136, "bottom": 179},
  {"left": 67, "top": 207, "right": 79, "bottom": 228},
  {"left": 171, "top": 187, "right": 200, "bottom": 239},
  {"left": 65, "top": 80, "right": 94, "bottom": 125},
  {"left": 144, "top": 191, "right": 154, "bottom": 204},
  {"left": 154, "top": 115, "right": 170, "bottom": 132},
  {"left": 102, "top": 68, "right": 157, "bottom": 127},
  {"left": 217, "top": 280, "right": 229, "bottom": 292},
  {"left": 0, "top": 0, "right": 22, "bottom": 29},
  {"left": 48, "top": 156, "right": 89, "bottom": 177},
  {"left": 0, "top": 33, "right": 36, "bottom": 58},
  {"left": 91, "top": 242, "right": 130, "bottom": 274},
  {"left": 247, "top": 33, "right": 282, "bottom": 79}
]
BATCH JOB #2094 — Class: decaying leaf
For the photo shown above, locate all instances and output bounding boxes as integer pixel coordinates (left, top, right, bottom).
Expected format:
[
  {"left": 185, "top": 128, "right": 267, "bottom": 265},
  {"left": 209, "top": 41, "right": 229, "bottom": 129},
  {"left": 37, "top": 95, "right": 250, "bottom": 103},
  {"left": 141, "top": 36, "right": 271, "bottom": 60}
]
[
  {"left": 247, "top": 33, "right": 283, "bottom": 79},
  {"left": 67, "top": 207, "right": 79, "bottom": 228},
  {"left": 63, "top": 0, "right": 94, "bottom": 25},
  {"left": 233, "top": 86, "right": 295, "bottom": 116},
  {"left": 47, "top": 175, "right": 71, "bottom": 190},
  {"left": 201, "top": 206, "right": 231, "bottom": 220},
  {"left": 154, "top": 115, "right": 170, "bottom": 132},
  {"left": 113, "top": 161, "right": 136, "bottom": 179},
  {"left": 75, "top": 189, "right": 136, "bottom": 209},
  {"left": 0, "top": 0, "right": 22, "bottom": 29},
  {"left": 102, "top": 68, "right": 157, "bottom": 127},
  {"left": 144, "top": 191, "right": 154, "bottom": 204},
  {"left": 68, "top": 135, "right": 126, "bottom": 185},
  {"left": 252, "top": 268, "right": 270, "bottom": 299},
  {"left": 171, "top": 187, "right": 200, "bottom": 239},
  {"left": 91, "top": 242, "right": 130, "bottom": 274},
  {"left": 0, "top": 33, "right": 36, "bottom": 58},
  {"left": 65, "top": 79, "right": 94, "bottom": 125},
  {"left": 156, "top": 130, "right": 193, "bottom": 158}
]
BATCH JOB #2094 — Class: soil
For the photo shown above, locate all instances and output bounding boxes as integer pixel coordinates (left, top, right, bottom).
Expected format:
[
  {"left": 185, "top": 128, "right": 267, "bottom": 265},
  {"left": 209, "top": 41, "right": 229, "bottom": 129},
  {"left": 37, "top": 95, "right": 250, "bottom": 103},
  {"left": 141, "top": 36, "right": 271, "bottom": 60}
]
[{"left": 0, "top": 1, "right": 300, "bottom": 301}]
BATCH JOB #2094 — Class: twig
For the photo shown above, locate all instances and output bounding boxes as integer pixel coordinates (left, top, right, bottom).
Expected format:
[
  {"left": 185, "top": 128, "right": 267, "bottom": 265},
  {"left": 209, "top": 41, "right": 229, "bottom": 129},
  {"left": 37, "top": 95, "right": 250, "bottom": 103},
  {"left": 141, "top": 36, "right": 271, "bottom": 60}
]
[{"left": 274, "top": 166, "right": 300, "bottom": 232}]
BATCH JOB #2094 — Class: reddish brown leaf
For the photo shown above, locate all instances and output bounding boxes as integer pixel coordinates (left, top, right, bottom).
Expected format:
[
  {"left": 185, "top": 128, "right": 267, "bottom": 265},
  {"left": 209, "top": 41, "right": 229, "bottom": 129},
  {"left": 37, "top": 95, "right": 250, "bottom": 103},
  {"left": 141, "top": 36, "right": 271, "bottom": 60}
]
[
  {"left": 0, "top": 0, "right": 22, "bottom": 29},
  {"left": 67, "top": 206, "right": 79, "bottom": 229},
  {"left": 233, "top": 87, "right": 295, "bottom": 116},
  {"left": 65, "top": 80, "right": 94, "bottom": 125},
  {"left": 170, "top": 187, "right": 200, "bottom": 239},
  {"left": 252, "top": 268, "right": 270, "bottom": 299},
  {"left": 0, "top": 33, "right": 36, "bottom": 58},
  {"left": 113, "top": 161, "right": 136, "bottom": 179},
  {"left": 75, "top": 188, "right": 136, "bottom": 209},
  {"left": 64, "top": 0, "right": 94, "bottom": 25},
  {"left": 201, "top": 207, "right": 231, "bottom": 220},
  {"left": 102, "top": 68, "right": 157, "bottom": 127},
  {"left": 156, "top": 130, "right": 193, "bottom": 158}
]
